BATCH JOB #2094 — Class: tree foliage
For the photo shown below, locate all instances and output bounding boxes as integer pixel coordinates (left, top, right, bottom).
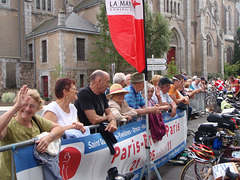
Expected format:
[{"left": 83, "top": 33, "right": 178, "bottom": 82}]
[
  {"left": 224, "top": 62, "right": 240, "bottom": 79},
  {"left": 90, "top": 2, "right": 129, "bottom": 71},
  {"left": 91, "top": 1, "right": 173, "bottom": 71},
  {"left": 166, "top": 61, "right": 179, "bottom": 79},
  {"left": 233, "top": 27, "right": 240, "bottom": 64},
  {"left": 145, "top": 4, "right": 173, "bottom": 58}
]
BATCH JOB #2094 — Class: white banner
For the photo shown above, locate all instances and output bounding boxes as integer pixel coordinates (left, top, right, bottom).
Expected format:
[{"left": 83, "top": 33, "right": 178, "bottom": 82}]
[{"left": 14, "top": 110, "right": 187, "bottom": 180}]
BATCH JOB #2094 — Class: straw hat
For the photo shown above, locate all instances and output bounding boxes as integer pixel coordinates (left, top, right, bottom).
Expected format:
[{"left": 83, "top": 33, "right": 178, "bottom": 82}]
[{"left": 107, "top": 84, "right": 129, "bottom": 98}]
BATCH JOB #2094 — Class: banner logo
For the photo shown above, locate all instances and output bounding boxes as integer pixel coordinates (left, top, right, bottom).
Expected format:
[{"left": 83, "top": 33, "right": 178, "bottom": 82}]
[{"left": 59, "top": 147, "right": 81, "bottom": 180}]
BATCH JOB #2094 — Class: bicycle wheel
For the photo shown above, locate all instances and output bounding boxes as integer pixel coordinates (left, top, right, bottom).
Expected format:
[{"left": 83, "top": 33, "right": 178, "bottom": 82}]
[
  {"left": 206, "top": 96, "right": 217, "bottom": 111},
  {"left": 180, "top": 159, "right": 213, "bottom": 180}
]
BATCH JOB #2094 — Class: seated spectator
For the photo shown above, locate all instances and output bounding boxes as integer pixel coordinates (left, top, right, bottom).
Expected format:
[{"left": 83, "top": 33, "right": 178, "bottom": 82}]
[
  {"left": 190, "top": 77, "right": 202, "bottom": 90},
  {"left": 124, "top": 72, "right": 162, "bottom": 115},
  {"left": 74, "top": 70, "right": 117, "bottom": 133},
  {"left": 147, "top": 83, "right": 168, "bottom": 141},
  {"left": 147, "top": 83, "right": 170, "bottom": 110},
  {"left": 108, "top": 84, "right": 137, "bottom": 126},
  {"left": 229, "top": 76, "right": 240, "bottom": 98},
  {"left": 169, "top": 75, "right": 190, "bottom": 105},
  {"left": 42, "top": 78, "right": 87, "bottom": 138},
  {"left": 0, "top": 85, "right": 64, "bottom": 180},
  {"left": 125, "top": 74, "right": 131, "bottom": 87},
  {"left": 113, "top": 72, "right": 126, "bottom": 88},
  {"left": 106, "top": 72, "right": 126, "bottom": 96},
  {"left": 169, "top": 74, "right": 192, "bottom": 120},
  {"left": 150, "top": 74, "right": 162, "bottom": 104},
  {"left": 158, "top": 77, "right": 177, "bottom": 118},
  {"left": 200, "top": 77, "right": 207, "bottom": 91}
]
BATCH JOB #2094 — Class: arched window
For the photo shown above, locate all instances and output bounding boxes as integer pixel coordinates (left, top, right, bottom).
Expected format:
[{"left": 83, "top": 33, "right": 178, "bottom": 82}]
[
  {"left": 226, "top": 47, "right": 233, "bottom": 64},
  {"left": 167, "top": 0, "right": 169, "bottom": 12},
  {"left": 170, "top": 1, "right": 172, "bottom": 13},
  {"left": 207, "top": 35, "right": 212, "bottom": 57},
  {"left": 164, "top": 0, "right": 166, "bottom": 12},
  {"left": 174, "top": 2, "right": 176, "bottom": 14},
  {"left": 228, "top": 6, "right": 232, "bottom": 31},
  {"left": 178, "top": 3, "right": 180, "bottom": 15}
]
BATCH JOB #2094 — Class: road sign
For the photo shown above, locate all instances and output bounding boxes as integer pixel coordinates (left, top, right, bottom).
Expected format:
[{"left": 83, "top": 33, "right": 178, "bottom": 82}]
[
  {"left": 147, "top": 58, "right": 167, "bottom": 65},
  {"left": 147, "top": 65, "right": 167, "bottom": 71}
]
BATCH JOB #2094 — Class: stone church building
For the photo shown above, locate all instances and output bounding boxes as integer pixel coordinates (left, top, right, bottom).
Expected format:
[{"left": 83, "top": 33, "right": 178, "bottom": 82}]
[
  {"left": 0, "top": 0, "right": 239, "bottom": 98},
  {"left": 149, "top": 0, "right": 239, "bottom": 78}
]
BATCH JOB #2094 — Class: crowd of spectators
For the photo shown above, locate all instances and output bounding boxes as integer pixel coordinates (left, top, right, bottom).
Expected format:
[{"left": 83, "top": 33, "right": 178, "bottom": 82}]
[{"left": 1, "top": 69, "right": 240, "bottom": 178}]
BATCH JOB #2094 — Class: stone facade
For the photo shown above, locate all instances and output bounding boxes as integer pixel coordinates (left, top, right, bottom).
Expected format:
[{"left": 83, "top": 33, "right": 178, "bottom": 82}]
[
  {"left": 0, "top": 0, "right": 239, "bottom": 98},
  {"left": 150, "top": 0, "right": 239, "bottom": 78}
]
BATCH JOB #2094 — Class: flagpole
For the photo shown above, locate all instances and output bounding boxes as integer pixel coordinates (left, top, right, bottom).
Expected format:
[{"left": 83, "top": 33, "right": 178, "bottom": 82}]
[{"left": 141, "top": 0, "right": 151, "bottom": 179}]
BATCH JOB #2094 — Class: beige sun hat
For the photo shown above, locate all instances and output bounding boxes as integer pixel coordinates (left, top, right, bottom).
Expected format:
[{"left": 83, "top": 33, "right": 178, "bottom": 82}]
[{"left": 107, "top": 83, "right": 129, "bottom": 98}]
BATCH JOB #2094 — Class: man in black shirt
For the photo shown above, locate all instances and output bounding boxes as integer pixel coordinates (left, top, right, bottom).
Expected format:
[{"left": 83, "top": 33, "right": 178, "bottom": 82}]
[{"left": 74, "top": 70, "right": 117, "bottom": 133}]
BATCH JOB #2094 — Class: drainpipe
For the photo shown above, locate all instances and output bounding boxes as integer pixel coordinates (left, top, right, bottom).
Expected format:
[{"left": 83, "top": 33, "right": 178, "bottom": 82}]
[
  {"left": 18, "top": 0, "right": 21, "bottom": 57},
  {"left": 33, "top": 37, "right": 36, "bottom": 88}
]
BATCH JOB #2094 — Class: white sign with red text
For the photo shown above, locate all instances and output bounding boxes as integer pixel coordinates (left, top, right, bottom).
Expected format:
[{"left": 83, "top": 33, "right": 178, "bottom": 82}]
[{"left": 14, "top": 110, "right": 187, "bottom": 180}]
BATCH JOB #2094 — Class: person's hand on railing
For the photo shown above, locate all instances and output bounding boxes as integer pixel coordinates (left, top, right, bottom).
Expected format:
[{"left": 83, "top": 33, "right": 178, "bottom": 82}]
[
  {"left": 35, "top": 134, "right": 53, "bottom": 154},
  {"left": 72, "top": 122, "right": 86, "bottom": 133},
  {"left": 105, "top": 119, "right": 117, "bottom": 133}
]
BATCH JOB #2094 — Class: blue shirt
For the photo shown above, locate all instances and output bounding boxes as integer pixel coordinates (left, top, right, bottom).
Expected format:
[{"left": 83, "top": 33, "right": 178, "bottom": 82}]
[{"left": 124, "top": 84, "right": 145, "bottom": 109}]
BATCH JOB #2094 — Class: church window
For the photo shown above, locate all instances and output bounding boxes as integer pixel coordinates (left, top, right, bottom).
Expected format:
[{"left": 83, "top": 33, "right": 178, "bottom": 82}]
[
  {"left": 178, "top": 3, "right": 180, "bottom": 15},
  {"left": 164, "top": 0, "right": 166, "bottom": 12},
  {"left": 42, "top": 0, "right": 46, "bottom": 10},
  {"left": 47, "top": 0, "right": 51, "bottom": 11},
  {"left": 228, "top": 6, "right": 232, "bottom": 31},
  {"left": 170, "top": 1, "right": 172, "bottom": 13},
  {"left": 166, "top": 0, "right": 169, "bottom": 12},
  {"left": 226, "top": 47, "right": 233, "bottom": 64},
  {"left": 36, "top": 0, "right": 40, "bottom": 9},
  {"left": 174, "top": 2, "right": 176, "bottom": 14},
  {"left": 206, "top": 35, "right": 212, "bottom": 57}
]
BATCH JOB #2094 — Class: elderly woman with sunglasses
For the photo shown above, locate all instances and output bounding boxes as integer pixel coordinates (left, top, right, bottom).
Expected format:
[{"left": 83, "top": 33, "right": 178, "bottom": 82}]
[
  {"left": 42, "top": 78, "right": 86, "bottom": 138},
  {"left": 0, "top": 85, "right": 64, "bottom": 180}
]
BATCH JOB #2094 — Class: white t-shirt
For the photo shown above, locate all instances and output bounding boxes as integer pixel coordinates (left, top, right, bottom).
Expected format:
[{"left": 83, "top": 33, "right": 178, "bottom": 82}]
[
  {"left": 160, "top": 90, "right": 173, "bottom": 104},
  {"left": 42, "top": 101, "right": 78, "bottom": 127}
]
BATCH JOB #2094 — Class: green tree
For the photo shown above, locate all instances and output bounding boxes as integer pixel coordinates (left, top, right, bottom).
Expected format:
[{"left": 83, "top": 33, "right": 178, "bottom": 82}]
[
  {"left": 90, "top": 2, "right": 129, "bottom": 71},
  {"left": 233, "top": 27, "right": 240, "bottom": 64},
  {"left": 145, "top": 5, "right": 173, "bottom": 58},
  {"left": 167, "top": 60, "right": 179, "bottom": 79},
  {"left": 91, "top": 1, "right": 173, "bottom": 71},
  {"left": 53, "top": 62, "right": 65, "bottom": 79},
  {"left": 224, "top": 62, "right": 240, "bottom": 79}
]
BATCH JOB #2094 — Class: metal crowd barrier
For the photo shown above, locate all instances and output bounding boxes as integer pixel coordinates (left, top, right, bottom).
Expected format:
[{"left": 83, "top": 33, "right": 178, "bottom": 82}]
[
  {"left": 189, "top": 92, "right": 207, "bottom": 115},
  {"left": 0, "top": 124, "right": 100, "bottom": 180}
]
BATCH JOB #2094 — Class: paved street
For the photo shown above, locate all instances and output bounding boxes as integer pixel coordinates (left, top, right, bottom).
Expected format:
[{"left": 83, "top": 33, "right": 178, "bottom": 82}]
[{"left": 158, "top": 114, "right": 208, "bottom": 180}]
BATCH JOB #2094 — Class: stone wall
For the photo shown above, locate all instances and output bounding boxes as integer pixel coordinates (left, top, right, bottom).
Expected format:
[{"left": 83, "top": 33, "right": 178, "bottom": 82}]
[{"left": 19, "top": 62, "right": 34, "bottom": 88}]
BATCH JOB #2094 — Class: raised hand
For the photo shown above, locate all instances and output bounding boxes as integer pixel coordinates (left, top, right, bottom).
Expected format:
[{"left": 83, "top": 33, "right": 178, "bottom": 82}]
[{"left": 15, "top": 85, "right": 30, "bottom": 109}]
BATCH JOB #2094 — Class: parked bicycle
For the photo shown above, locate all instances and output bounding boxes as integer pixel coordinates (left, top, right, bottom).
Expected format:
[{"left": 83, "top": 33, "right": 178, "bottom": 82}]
[{"left": 181, "top": 109, "right": 240, "bottom": 180}]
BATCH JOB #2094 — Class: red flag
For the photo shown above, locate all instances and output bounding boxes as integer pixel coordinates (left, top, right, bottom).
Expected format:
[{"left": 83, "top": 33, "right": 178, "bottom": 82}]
[{"left": 105, "top": 0, "right": 145, "bottom": 73}]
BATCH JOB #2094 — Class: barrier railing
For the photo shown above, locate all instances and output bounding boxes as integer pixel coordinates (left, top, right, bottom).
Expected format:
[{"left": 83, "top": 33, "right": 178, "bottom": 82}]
[
  {"left": 0, "top": 124, "right": 100, "bottom": 180},
  {"left": 1, "top": 112, "right": 186, "bottom": 180},
  {"left": 189, "top": 92, "right": 207, "bottom": 114}
]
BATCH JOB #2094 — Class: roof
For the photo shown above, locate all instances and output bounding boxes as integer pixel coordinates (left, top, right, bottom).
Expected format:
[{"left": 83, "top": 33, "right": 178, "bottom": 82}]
[
  {"left": 27, "top": 12, "right": 99, "bottom": 38},
  {"left": 74, "top": 0, "right": 101, "bottom": 11}
]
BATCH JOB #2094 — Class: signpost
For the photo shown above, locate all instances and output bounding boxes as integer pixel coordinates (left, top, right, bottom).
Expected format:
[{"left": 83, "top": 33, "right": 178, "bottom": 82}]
[
  {"left": 147, "top": 58, "right": 167, "bottom": 72},
  {"left": 147, "top": 64, "right": 167, "bottom": 71}
]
